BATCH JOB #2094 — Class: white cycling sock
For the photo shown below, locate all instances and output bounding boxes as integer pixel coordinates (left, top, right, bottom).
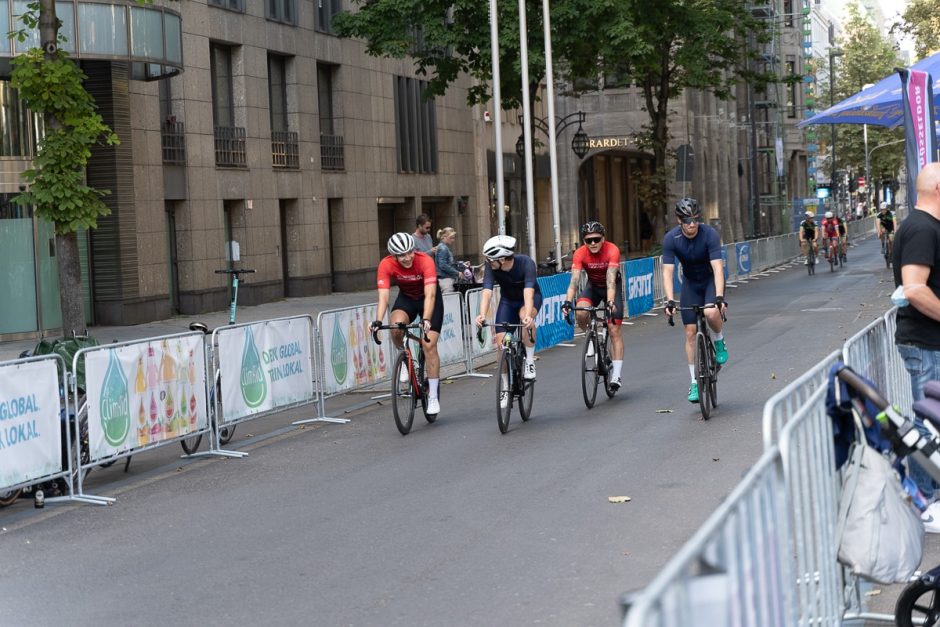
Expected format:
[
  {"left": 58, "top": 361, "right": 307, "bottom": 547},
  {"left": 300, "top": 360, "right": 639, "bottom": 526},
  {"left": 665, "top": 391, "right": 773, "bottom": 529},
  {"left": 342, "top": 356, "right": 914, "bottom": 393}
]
[
  {"left": 709, "top": 328, "right": 724, "bottom": 342},
  {"left": 429, "top": 378, "right": 439, "bottom": 399},
  {"left": 688, "top": 364, "right": 696, "bottom": 381},
  {"left": 612, "top": 360, "right": 623, "bottom": 379},
  {"left": 525, "top": 345, "right": 535, "bottom": 363}
]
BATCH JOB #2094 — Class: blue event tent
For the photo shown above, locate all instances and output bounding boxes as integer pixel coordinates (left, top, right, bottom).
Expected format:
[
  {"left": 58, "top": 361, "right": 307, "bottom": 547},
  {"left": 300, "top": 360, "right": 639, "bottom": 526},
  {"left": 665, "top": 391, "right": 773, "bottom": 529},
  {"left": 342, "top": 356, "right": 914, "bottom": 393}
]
[{"left": 799, "top": 50, "right": 940, "bottom": 128}]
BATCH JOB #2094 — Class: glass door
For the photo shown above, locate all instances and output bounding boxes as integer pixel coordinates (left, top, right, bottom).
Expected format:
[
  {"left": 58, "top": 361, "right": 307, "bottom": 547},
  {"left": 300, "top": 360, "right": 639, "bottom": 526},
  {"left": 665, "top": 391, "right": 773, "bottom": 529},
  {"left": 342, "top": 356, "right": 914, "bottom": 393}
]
[{"left": 0, "top": 194, "right": 38, "bottom": 334}]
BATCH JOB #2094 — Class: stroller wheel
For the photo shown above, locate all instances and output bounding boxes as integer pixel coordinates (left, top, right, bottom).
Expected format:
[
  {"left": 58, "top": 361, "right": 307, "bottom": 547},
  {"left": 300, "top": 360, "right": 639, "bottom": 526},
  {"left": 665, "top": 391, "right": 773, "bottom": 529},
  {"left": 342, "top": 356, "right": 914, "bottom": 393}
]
[{"left": 896, "top": 579, "right": 940, "bottom": 627}]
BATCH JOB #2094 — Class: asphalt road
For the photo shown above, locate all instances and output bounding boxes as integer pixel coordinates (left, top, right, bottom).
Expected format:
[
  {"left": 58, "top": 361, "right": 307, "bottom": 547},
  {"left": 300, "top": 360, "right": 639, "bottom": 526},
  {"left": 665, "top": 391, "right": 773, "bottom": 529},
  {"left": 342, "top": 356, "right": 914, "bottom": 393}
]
[{"left": 0, "top": 236, "right": 894, "bottom": 627}]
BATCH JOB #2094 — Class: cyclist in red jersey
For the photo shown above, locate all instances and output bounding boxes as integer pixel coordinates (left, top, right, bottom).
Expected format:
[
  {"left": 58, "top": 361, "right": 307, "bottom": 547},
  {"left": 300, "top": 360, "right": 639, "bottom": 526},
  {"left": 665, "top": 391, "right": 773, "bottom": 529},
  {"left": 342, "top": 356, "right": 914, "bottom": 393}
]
[
  {"left": 561, "top": 221, "right": 625, "bottom": 390},
  {"left": 820, "top": 211, "right": 840, "bottom": 261},
  {"left": 371, "top": 232, "right": 443, "bottom": 416}
]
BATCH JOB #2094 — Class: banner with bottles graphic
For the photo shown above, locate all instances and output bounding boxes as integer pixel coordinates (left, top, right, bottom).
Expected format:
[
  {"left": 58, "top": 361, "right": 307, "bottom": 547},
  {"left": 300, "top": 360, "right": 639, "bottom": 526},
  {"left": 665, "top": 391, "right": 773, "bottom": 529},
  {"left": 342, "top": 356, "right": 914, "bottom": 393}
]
[
  {"left": 465, "top": 287, "right": 500, "bottom": 357},
  {"left": 217, "top": 317, "right": 316, "bottom": 423},
  {"left": 85, "top": 334, "right": 209, "bottom": 462},
  {"left": 319, "top": 304, "right": 392, "bottom": 395},
  {"left": 0, "top": 358, "right": 62, "bottom": 489},
  {"left": 437, "top": 293, "right": 466, "bottom": 367}
]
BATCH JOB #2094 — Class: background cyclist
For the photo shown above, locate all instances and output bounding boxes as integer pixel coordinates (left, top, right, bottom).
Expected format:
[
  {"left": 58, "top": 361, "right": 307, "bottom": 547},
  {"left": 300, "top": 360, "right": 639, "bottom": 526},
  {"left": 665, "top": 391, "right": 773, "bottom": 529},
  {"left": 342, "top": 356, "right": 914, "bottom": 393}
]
[
  {"left": 474, "top": 235, "right": 542, "bottom": 384},
  {"left": 799, "top": 211, "right": 818, "bottom": 265},
  {"left": 877, "top": 202, "right": 895, "bottom": 256},
  {"left": 372, "top": 232, "right": 443, "bottom": 416},
  {"left": 821, "top": 211, "right": 840, "bottom": 260},
  {"left": 661, "top": 198, "right": 729, "bottom": 404},
  {"left": 561, "top": 221, "right": 625, "bottom": 390}
]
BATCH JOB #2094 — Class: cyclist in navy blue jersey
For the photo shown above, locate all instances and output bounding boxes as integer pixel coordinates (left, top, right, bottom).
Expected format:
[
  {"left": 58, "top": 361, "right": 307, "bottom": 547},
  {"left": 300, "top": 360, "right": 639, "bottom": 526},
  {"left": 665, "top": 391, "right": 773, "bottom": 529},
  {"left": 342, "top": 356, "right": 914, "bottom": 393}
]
[
  {"left": 474, "top": 234, "right": 542, "bottom": 381},
  {"left": 661, "top": 198, "right": 729, "bottom": 403}
]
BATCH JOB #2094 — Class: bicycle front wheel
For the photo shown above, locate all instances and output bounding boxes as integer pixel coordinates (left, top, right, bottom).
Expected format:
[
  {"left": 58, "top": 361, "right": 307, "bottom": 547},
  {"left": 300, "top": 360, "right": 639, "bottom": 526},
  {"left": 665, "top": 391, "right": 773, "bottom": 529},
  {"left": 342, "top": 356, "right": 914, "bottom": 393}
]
[
  {"left": 0, "top": 488, "right": 21, "bottom": 507},
  {"left": 695, "top": 334, "right": 713, "bottom": 420},
  {"left": 895, "top": 579, "right": 940, "bottom": 627},
  {"left": 497, "top": 350, "right": 513, "bottom": 434},
  {"left": 581, "top": 335, "right": 599, "bottom": 409},
  {"left": 392, "top": 351, "right": 416, "bottom": 435},
  {"left": 518, "top": 362, "right": 534, "bottom": 423},
  {"left": 602, "top": 334, "right": 616, "bottom": 399},
  {"left": 180, "top": 433, "right": 202, "bottom": 455}
]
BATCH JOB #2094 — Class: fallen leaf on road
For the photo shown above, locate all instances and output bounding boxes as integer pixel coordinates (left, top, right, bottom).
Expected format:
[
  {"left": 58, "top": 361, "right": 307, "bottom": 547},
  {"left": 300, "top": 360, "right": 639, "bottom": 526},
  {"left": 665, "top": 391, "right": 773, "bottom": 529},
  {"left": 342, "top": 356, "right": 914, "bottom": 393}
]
[
  {"left": 656, "top": 409, "right": 673, "bottom": 413},
  {"left": 771, "top": 373, "right": 777, "bottom": 379},
  {"left": 712, "top": 458, "right": 720, "bottom": 462},
  {"left": 608, "top": 496, "right": 631, "bottom": 504},
  {"left": 865, "top": 589, "right": 882, "bottom": 597}
]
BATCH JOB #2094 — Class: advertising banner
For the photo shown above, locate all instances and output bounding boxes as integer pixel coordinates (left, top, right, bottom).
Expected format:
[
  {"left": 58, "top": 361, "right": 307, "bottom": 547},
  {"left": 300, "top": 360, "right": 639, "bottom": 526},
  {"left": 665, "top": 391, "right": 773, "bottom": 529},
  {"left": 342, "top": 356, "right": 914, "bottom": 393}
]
[
  {"left": 218, "top": 318, "right": 316, "bottom": 422},
  {"left": 85, "top": 334, "right": 208, "bottom": 462},
  {"left": 736, "top": 243, "right": 752, "bottom": 275},
  {"left": 319, "top": 305, "right": 392, "bottom": 395},
  {"left": 625, "top": 257, "right": 655, "bottom": 317},
  {"left": 535, "top": 273, "right": 574, "bottom": 351},
  {"left": 437, "top": 293, "right": 466, "bottom": 367},
  {"left": 0, "top": 359, "right": 62, "bottom": 488},
  {"left": 466, "top": 287, "right": 500, "bottom": 357},
  {"left": 720, "top": 247, "right": 729, "bottom": 281}
]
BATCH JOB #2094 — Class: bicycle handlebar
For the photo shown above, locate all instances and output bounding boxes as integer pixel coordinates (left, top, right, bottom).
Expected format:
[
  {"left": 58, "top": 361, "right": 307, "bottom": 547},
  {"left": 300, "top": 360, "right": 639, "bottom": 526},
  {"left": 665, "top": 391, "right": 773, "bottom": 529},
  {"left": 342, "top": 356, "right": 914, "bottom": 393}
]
[
  {"left": 665, "top": 303, "right": 727, "bottom": 327},
  {"left": 476, "top": 322, "right": 534, "bottom": 344},
  {"left": 215, "top": 268, "right": 256, "bottom": 275},
  {"left": 563, "top": 304, "right": 609, "bottom": 326},
  {"left": 835, "top": 365, "right": 889, "bottom": 412},
  {"left": 371, "top": 322, "right": 430, "bottom": 346}
]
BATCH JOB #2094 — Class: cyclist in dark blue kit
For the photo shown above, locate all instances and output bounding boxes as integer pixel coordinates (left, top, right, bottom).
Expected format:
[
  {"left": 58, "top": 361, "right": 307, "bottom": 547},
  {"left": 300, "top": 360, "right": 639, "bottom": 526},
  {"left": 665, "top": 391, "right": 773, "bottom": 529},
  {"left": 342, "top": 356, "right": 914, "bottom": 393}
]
[
  {"left": 661, "top": 198, "right": 729, "bottom": 403},
  {"left": 474, "top": 234, "right": 542, "bottom": 382}
]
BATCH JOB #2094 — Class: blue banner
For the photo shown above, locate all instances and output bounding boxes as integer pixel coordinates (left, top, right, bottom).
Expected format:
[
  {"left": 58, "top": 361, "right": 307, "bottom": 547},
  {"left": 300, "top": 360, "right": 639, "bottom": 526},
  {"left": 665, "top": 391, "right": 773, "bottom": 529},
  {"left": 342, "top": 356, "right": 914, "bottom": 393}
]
[
  {"left": 534, "top": 273, "right": 574, "bottom": 352},
  {"left": 736, "top": 243, "right": 751, "bottom": 275},
  {"left": 720, "top": 247, "right": 729, "bottom": 281},
  {"left": 625, "top": 257, "right": 655, "bottom": 317}
]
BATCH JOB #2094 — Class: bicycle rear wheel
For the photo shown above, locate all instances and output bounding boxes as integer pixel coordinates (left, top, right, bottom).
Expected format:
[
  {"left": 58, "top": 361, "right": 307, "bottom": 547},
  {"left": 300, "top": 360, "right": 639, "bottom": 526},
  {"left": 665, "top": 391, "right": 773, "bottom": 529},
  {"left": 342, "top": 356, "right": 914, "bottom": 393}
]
[
  {"left": 392, "top": 351, "right": 416, "bottom": 435},
  {"left": 602, "top": 334, "right": 616, "bottom": 398},
  {"left": 581, "top": 335, "right": 599, "bottom": 409},
  {"left": 895, "top": 579, "right": 940, "bottom": 627},
  {"left": 695, "top": 333, "right": 713, "bottom": 420},
  {"left": 497, "top": 350, "right": 513, "bottom": 434}
]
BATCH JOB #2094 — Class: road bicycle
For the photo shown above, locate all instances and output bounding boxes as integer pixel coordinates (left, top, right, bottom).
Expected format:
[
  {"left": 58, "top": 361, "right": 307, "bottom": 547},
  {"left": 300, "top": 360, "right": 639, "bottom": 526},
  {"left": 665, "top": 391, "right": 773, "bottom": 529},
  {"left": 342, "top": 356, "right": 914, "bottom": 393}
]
[
  {"left": 802, "top": 240, "right": 816, "bottom": 276},
  {"left": 566, "top": 305, "right": 617, "bottom": 408},
  {"left": 371, "top": 322, "right": 436, "bottom": 435},
  {"left": 880, "top": 231, "right": 893, "bottom": 268},
  {"left": 478, "top": 322, "right": 534, "bottom": 434},
  {"left": 180, "top": 268, "right": 254, "bottom": 454},
  {"left": 667, "top": 303, "right": 726, "bottom": 420},
  {"left": 825, "top": 237, "right": 842, "bottom": 272}
]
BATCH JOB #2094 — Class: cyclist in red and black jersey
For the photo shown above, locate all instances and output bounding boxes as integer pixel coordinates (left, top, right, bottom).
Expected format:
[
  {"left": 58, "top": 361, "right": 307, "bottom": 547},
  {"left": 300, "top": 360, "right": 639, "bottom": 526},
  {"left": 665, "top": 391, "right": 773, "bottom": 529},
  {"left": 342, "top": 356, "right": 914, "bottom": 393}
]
[
  {"left": 821, "top": 211, "right": 841, "bottom": 261},
  {"left": 561, "top": 221, "right": 625, "bottom": 390},
  {"left": 372, "top": 232, "right": 443, "bottom": 416}
]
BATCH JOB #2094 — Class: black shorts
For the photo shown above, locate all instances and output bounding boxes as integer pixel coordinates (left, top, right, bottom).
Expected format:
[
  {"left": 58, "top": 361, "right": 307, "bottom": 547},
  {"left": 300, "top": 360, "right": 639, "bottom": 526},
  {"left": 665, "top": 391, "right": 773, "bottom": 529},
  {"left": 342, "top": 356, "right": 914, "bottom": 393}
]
[
  {"left": 679, "top": 278, "right": 716, "bottom": 326},
  {"left": 576, "top": 282, "right": 625, "bottom": 324},
  {"left": 494, "top": 294, "right": 544, "bottom": 334},
  {"left": 392, "top": 288, "right": 444, "bottom": 333}
]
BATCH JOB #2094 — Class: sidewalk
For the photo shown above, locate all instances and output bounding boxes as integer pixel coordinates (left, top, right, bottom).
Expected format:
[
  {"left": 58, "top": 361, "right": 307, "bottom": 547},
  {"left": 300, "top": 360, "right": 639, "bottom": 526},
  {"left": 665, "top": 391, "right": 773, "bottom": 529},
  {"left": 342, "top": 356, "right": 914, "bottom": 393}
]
[{"left": 0, "top": 289, "right": 378, "bottom": 362}]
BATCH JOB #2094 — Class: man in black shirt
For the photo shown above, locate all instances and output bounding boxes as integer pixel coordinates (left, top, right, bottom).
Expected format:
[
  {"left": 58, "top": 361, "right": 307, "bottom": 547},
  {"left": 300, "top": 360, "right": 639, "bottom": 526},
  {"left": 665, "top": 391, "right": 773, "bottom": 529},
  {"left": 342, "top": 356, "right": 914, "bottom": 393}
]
[{"left": 894, "top": 161, "right": 940, "bottom": 531}]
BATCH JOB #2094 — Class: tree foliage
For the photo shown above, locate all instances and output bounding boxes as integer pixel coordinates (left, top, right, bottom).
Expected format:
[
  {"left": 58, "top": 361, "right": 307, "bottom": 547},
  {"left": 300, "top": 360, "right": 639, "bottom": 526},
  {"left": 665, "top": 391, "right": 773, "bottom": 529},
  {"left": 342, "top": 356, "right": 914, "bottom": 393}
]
[
  {"left": 827, "top": 2, "right": 904, "bottom": 187},
  {"left": 892, "top": 0, "right": 940, "bottom": 61},
  {"left": 336, "top": 0, "right": 767, "bottom": 213}
]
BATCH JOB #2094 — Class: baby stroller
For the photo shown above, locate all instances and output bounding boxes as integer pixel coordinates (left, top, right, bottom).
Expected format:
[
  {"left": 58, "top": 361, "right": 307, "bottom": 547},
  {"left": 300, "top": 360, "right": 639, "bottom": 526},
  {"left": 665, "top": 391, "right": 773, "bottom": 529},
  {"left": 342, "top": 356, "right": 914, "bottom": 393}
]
[{"left": 833, "top": 365, "right": 940, "bottom": 627}]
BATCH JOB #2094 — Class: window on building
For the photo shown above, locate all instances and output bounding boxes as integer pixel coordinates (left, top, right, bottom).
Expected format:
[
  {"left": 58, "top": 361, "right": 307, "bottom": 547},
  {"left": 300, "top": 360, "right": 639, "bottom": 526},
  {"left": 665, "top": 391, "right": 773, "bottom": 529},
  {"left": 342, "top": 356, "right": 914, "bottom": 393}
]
[
  {"left": 394, "top": 76, "right": 438, "bottom": 174},
  {"left": 210, "top": 43, "right": 235, "bottom": 127},
  {"left": 208, "top": 0, "right": 244, "bottom": 12},
  {"left": 266, "top": 0, "right": 295, "bottom": 25},
  {"left": 318, "top": 63, "right": 344, "bottom": 170},
  {"left": 0, "top": 80, "right": 40, "bottom": 157},
  {"left": 269, "top": 54, "right": 288, "bottom": 133},
  {"left": 783, "top": 0, "right": 793, "bottom": 27},
  {"left": 315, "top": 0, "right": 342, "bottom": 33},
  {"left": 603, "top": 65, "right": 631, "bottom": 90},
  {"left": 786, "top": 57, "right": 798, "bottom": 119}
]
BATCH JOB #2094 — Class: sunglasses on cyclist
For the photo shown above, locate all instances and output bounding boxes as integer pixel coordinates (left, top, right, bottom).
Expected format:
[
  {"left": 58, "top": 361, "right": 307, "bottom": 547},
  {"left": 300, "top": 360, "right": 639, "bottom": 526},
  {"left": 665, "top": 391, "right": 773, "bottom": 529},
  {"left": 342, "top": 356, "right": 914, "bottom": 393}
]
[
  {"left": 584, "top": 236, "right": 603, "bottom": 244},
  {"left": 680, "top": 217, "right": 702, "bottom": 225}
]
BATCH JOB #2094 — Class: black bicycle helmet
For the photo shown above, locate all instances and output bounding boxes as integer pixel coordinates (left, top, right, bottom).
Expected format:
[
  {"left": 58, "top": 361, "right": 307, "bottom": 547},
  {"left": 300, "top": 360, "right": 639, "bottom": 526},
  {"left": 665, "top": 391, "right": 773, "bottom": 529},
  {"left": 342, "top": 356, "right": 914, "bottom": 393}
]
[
  {"left": 580, "top": 221, "right": 606, "bottom": 239},
  {"left": 675, "top": 197, "right": 701, "bottom": 219}
]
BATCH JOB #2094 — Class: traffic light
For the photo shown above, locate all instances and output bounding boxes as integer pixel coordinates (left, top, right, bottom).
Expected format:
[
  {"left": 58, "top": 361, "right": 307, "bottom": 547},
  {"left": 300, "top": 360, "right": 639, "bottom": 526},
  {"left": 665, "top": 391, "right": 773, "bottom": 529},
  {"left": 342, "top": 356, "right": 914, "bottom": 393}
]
[{"left": 849, "top": 177, "right": 858, "bottom": 193}]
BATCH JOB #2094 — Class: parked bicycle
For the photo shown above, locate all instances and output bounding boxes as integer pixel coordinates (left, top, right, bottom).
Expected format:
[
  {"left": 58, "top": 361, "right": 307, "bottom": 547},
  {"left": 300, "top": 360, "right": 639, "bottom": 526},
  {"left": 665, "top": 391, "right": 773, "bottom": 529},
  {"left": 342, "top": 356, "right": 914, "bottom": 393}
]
[
  {"left": 371, "top": 322, "right": 436, "bottom": 435},
  {"left": 667, "top": 304, "right": 726, "bottom": 420},
  {"left": 478, "top": 322, "right": 534, "bottom": 434},
  {"left": 566, "top": 305, "right": 617, "bottom": 408},
  {"left": 537, "top": 249, "right": 574, "bottom": 276},
  {"left": 179, "top": 267, "right": 254, "bottom": 454}
]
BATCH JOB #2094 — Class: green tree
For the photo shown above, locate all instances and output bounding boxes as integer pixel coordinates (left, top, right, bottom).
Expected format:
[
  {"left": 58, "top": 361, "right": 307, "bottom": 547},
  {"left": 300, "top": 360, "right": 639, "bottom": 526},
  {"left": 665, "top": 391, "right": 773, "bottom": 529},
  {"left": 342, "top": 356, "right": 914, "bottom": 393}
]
[
  {"left": 9, "top": 1, "right": 118, "bottom": 336},
  {"left": 828, "top": 2, "right": 904, "bottom": 201},
  {"left": 892, "top": 0, "right": 940, "bottom": 60},
  {"left": 335, "top": 0, "right": 767, "bottom": 220}
]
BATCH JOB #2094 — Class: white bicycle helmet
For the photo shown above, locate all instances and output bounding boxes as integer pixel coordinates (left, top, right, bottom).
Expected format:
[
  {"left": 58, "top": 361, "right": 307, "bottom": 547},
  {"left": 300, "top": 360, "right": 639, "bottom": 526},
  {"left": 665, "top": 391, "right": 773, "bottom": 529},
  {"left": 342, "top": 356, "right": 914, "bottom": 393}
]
[
  {"left": 804, "top": 211, "right": 814, "bottom": 218},
  {"left": 387, "top": 232, "right": 415, "bottom": 255},
  {"left": 482, "top": 234, "right": 516, "bottom": 260},
  {"left": 825, "top": 211, "right": 834, "bottom": 219}
]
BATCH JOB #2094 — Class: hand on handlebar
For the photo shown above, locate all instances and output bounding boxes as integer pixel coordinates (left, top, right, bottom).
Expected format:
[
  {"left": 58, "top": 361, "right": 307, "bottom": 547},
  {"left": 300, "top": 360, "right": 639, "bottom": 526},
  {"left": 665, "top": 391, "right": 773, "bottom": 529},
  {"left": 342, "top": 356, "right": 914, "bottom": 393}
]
[
  {"left": 475, "top": 313, "right": 486, "bottom": 328},
  {"left": 561, "top": 300, "right": 573, "bottom": 315},
  {"left": 370, "top": 320, "right": 382, "bottom": 332},
  {"left": 421, "top": 319, "right": 432, "bottom": 335},
  {"left": 714, "top": 296, "right": 728, "bottom": 320},
  {"left": 664, "top": 299, "right": 676, "bottom": 318}
]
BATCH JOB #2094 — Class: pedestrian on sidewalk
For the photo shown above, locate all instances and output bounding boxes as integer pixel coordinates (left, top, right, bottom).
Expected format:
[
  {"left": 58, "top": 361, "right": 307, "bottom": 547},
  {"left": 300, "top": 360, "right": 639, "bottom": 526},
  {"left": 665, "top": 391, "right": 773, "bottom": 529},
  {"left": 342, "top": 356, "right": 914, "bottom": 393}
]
[
  {"left": 435, "top": 227, "right": 460, "bottom": 293},
  {"left": 413, "top": 213, "right": 435, "bottom": 255},
  {"left": 893, "top": 161, "right": 940, "bottom": 532}
]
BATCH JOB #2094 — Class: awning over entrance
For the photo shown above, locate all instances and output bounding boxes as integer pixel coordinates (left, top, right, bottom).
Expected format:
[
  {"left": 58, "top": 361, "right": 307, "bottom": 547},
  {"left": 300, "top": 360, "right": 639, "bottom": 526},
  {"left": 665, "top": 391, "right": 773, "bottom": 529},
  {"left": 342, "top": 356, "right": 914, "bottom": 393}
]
[{"left": 0, "top": 0, "right": 183, "bottom": 79}]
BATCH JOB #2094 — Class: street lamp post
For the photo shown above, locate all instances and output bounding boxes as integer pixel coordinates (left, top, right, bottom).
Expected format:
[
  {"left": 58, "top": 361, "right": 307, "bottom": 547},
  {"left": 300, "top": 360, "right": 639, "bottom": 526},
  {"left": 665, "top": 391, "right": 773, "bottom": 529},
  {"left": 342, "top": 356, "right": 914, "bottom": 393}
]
[{"left": 828, "top": 48, "right": 843, "bottom": 212}]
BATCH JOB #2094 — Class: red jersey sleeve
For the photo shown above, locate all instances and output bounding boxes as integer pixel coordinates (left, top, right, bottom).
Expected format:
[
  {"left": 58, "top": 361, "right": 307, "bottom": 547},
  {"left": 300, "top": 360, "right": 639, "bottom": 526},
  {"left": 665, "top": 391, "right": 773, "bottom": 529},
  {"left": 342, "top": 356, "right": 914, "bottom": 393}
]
[
  {"left": 377, "top": 256, "right": 394, "bottom": 289},
  {"left": 571, "top": 246, "right": 587, "bottom": 271}
]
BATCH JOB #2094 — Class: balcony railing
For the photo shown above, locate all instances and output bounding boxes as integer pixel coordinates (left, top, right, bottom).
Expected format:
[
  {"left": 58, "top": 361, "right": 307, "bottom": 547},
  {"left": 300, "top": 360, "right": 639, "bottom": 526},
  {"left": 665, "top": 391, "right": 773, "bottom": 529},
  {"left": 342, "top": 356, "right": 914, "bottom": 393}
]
[
  {"left": 272, "top": 131, "right": 299, "bottom": 169},
  {"left": 214, "top": 126, "right": 247, "bottom": 168},
  {"left": 320, "top": 134, "right": 345, "bottom": 171},
  {"left": 161, "top": 120, "right": 186, "bottom": 165}
]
